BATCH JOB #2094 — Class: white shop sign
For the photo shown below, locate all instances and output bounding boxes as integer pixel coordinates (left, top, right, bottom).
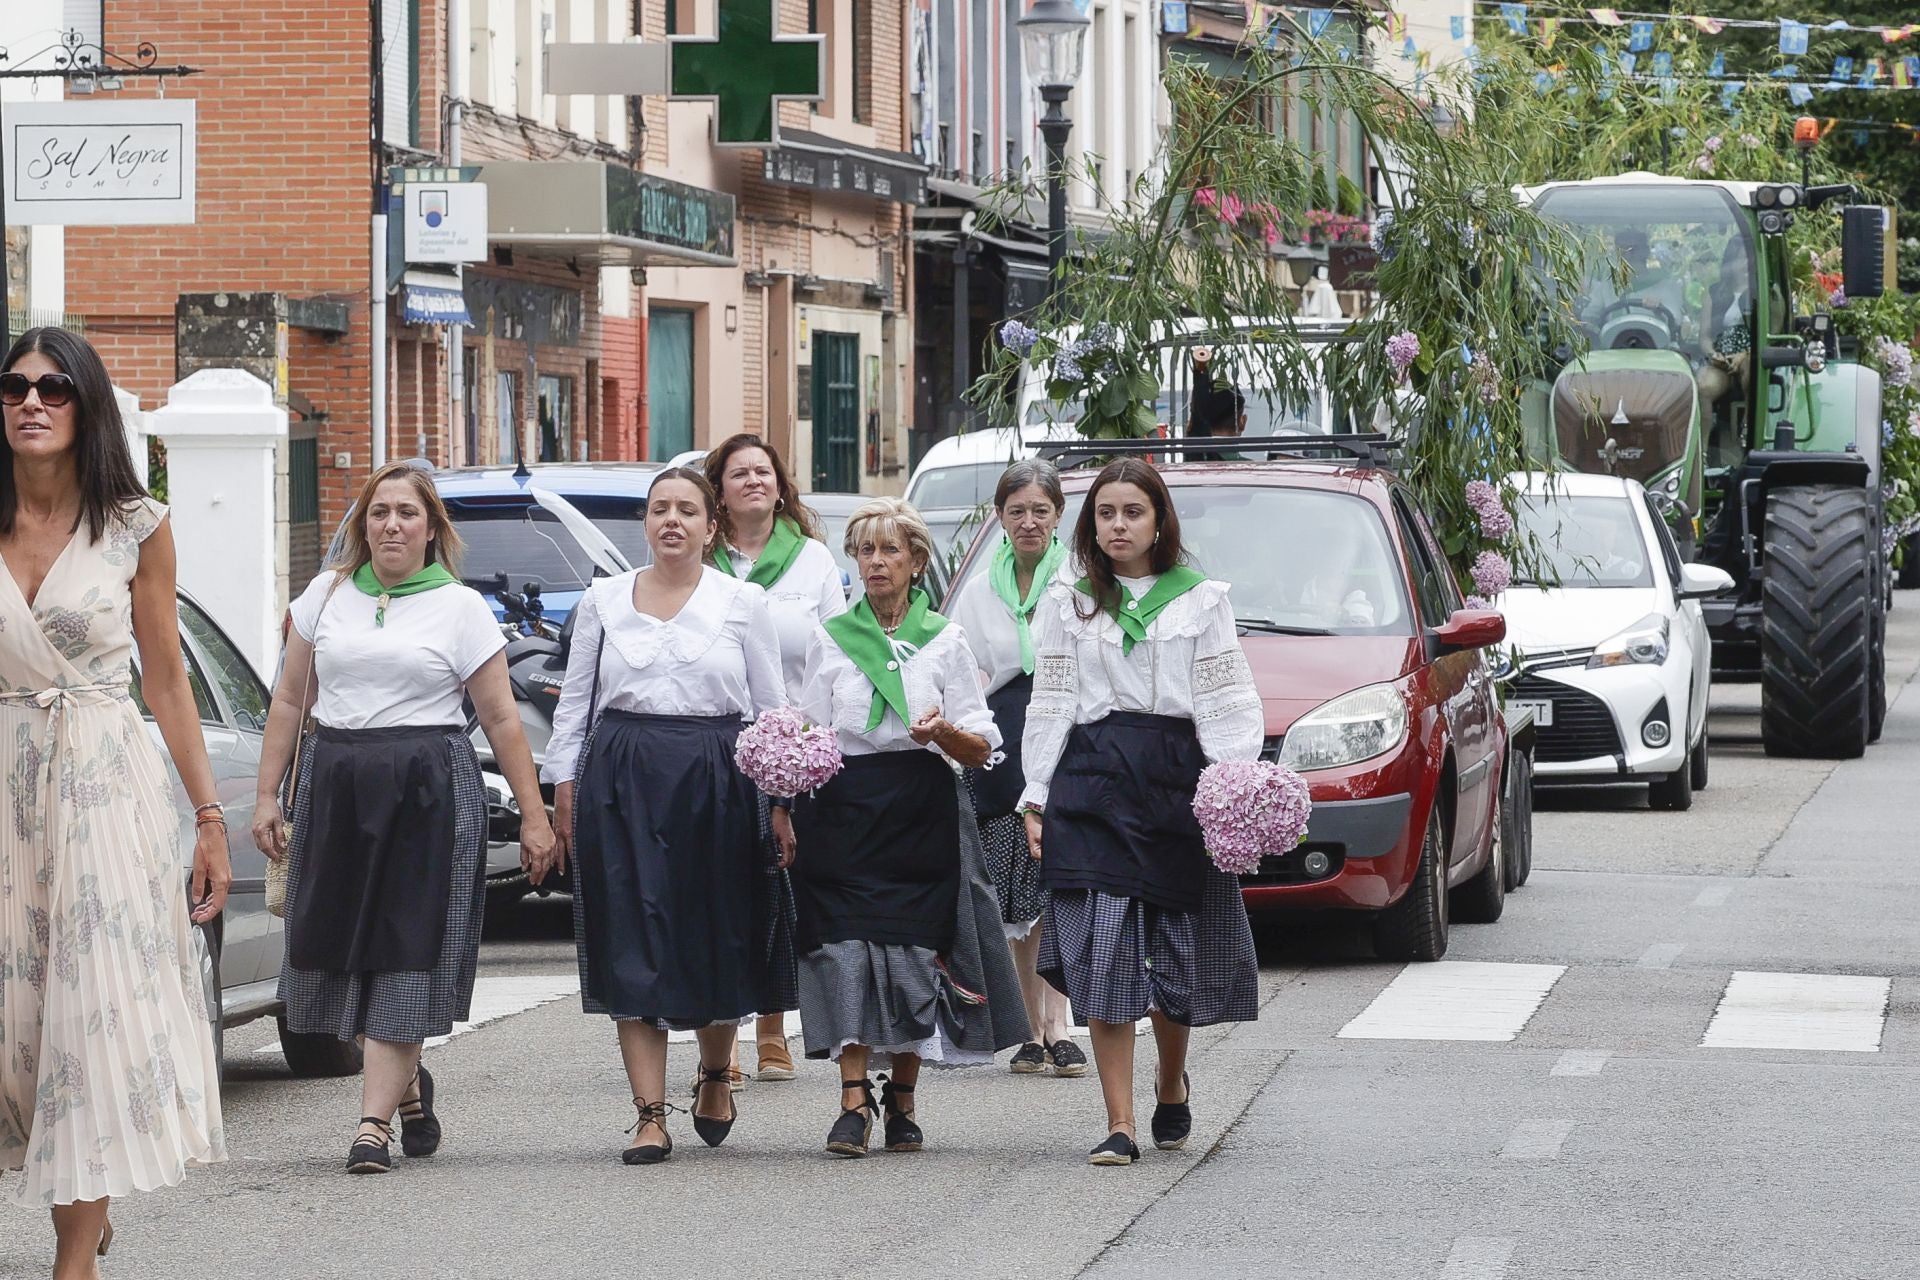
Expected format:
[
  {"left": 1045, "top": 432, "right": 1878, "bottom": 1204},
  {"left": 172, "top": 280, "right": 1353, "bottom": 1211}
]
[
  {"left": 3, "top": 98, "right": 197, "bottom": 226},
  {"left": 403, "top": 182, "right": 489, "bottom": 263}
]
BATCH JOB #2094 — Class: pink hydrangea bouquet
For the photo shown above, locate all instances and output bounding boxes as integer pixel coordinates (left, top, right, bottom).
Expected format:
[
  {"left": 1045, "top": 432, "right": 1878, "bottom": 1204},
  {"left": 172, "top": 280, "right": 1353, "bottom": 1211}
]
[
  {"left": 735, "top": 707, "right": 842, "bottom": 796},
  {"left": 1191, "top": 760, "right": 1313, "bottom": 876}
]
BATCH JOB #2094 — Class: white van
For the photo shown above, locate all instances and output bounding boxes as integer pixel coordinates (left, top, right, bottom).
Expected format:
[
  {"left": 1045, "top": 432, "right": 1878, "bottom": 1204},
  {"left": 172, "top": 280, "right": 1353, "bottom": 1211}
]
[{"left": 1009, "top": 316, "right": 1375, "bottom": 440}]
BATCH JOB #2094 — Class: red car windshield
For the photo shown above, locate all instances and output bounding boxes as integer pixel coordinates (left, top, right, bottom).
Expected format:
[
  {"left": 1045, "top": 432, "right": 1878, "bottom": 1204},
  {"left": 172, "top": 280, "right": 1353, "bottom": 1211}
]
[{"left": 950, "top": 483, "right": 1413, "bottom": 637}]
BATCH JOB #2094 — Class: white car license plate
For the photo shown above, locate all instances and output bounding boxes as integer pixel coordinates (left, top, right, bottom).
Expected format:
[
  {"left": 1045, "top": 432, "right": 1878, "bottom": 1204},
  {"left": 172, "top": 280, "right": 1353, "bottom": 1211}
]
[{"left": 1509, "top": 698, "right": 1554, "bottom": 727}]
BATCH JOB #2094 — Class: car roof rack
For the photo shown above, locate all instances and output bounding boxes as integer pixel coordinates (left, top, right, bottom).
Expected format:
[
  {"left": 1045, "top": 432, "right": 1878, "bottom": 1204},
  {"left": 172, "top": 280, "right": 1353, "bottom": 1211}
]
[{"left": 1036, "top": 433, "right": 1402, "bottom": 470}]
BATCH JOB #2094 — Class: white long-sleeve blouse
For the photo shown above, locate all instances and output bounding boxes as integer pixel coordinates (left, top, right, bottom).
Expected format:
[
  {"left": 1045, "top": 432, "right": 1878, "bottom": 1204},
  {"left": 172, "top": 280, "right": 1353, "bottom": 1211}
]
[
  {"left": 720, "top": 533, "right": 847, "bottom": 699},
  {"left": 541, "top": 566, "right": 787, "bottom": 784},
  {"left": 948, "top": 570, "right": 1039, "bottom": 698},
  {"left": 795, "top": 621, "right": 1003, "bottom": 763},
  {"left": 1018, "top": 573, "right": 1265, "bottom": 811}
]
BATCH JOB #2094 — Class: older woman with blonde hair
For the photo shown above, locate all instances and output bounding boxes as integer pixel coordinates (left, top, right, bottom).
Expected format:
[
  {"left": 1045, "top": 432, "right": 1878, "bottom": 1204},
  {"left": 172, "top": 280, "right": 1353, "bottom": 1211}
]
[
  {"left": 253, "top": 461, "right": 557, "bottom": 1175},
  {"left": 785, "top": 497, "right": 1029, "bottom": 1158}
]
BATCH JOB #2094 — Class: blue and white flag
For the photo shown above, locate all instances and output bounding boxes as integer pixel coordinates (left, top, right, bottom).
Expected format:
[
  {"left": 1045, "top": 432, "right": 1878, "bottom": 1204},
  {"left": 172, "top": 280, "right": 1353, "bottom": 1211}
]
[
  {"left": 1450, "top": 14, "right": 1466, "bottom": 40},
  {"left": 1779, "top": 19, "right": 1809, "bottom": 56},
  {"left": 1502, "top": 3, "right": 1528, "bottom": 35},
  {"left": 1788, "top": 82, "right": 1814, "bottom": 105},
  {"left": 1835, "top": 55, "right": 1854, "bottom": 80},
  {"left": 1628, "top": 20, "right": 1653, "bottom": 52},
  {"left": 1652, "top": 51, "right": 1672, "bottom": 76},
  {"left": 1709, "top": 51, "right": 1726, "bottom": 78},
  {"left": 1307, "top": 8, "right": 1332, "bottom": 38}
]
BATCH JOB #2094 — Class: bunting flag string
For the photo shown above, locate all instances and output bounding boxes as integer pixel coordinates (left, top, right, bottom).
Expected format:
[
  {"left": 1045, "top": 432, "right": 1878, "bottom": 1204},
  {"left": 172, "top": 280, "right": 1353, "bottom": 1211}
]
[{"left": 1464, "top": 3, "right": 1920, "bottom": 44}]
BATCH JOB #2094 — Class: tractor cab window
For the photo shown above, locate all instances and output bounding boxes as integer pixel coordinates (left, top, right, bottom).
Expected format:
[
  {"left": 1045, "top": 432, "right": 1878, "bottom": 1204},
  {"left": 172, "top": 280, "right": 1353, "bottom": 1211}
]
[{"left": 1535, "top": 183, "right": 1753, "bottom": 365}]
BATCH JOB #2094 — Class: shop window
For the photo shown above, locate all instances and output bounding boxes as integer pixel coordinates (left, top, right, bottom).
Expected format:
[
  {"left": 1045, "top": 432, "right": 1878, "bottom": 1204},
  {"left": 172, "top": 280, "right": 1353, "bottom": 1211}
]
[
  {"left": 538, "top": 374, "right": 575, "bottom": 462},
  {"left": 496, "top": 370, "right": 520, "bottom": 465}
]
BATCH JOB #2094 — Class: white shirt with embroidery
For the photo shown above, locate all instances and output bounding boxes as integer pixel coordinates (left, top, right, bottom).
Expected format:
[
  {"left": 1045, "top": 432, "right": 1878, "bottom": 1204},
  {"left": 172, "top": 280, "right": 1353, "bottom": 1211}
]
[
  {"left": 721, "top": 534, "right": 847, "bottom": 700},
  {"left": 795, "top": 620, "right": 1003, "bottom": 762},
  {"left": 541, "top": 566, "right": 787, "bottom": 784},
  {"left": 1019, "top": 573, "right": 1264, "bottom": 811}
]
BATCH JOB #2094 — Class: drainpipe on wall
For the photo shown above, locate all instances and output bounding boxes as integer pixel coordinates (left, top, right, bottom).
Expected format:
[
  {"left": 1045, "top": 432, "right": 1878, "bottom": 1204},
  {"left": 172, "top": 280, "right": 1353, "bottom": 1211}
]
[{"left": 446, "top": 0, "right": 467, "bottom": 464}]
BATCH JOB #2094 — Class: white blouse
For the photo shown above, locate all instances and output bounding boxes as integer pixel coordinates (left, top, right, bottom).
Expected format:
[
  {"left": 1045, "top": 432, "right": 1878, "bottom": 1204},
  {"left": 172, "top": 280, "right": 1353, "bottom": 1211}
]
[
  {"left": 1019, "top": 573, "right": 1265, "bottom": 811},
  {"left": 289, "top": 572, "right": 505, "bottom": 731},
  {"left": 795, "top": 621, "right": 1003, "bottom": 762},
  {"left": 721, "top": 534, "right": 847, "bottom": 699},
  {"left": 948, "top": 571, "right": 1034, "bottom": 698},
  {"left": 541, "top": 566, "right": 787, "bottom": 784}
]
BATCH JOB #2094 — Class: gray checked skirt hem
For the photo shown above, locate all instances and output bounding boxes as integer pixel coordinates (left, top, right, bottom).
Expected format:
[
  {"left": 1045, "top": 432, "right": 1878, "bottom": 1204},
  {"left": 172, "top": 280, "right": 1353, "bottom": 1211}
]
[
  {"left": 1037, "top": 864, "right": 1259, "bottom": 1028},
  {"left": 277, "top": 730, "right": 488, "bottom": 1044}
]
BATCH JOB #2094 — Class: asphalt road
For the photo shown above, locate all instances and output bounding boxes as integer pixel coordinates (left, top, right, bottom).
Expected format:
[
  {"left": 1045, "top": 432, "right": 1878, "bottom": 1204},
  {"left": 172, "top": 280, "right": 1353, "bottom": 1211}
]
[{"left": 8, "top": 598, "right": 1920, "bottom": 1280}]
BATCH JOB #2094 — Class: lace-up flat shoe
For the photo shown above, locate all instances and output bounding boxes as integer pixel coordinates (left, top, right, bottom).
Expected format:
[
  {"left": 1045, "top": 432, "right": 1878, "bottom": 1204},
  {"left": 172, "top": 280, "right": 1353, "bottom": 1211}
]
[
  {"left": 827, "top": 1078, "right": 877, "bottom": 1157},
  {"left": 1047, "top": 1039, "right": 1089, "bottom": 1078},
  {"left": 347, "top": 1119, "right": 395, "bottom": 1174},
  {"left": 399, "top": 1064, "right": 441, "bottom": 1158},
  {"left": 692, "top": 1067, "right": 739, "bottom": 1148},
  {"left": 1088, "top": 1132, "right": 1140, "bottom": 1166},
  {"left": 1151, "top": 1072, "right": 1192, "bottom": 1151},
  {"left": 880, "top": 1076, "right": 923, "bottom": 1152},
  {"left": 1009, "top": 1042, "right": 1047, "bottom": 1074}
]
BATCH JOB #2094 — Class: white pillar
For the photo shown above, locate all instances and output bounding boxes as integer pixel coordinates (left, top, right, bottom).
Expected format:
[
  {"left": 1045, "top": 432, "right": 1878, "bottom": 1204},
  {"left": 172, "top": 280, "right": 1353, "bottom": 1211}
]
[
  {"left": 113, "top": 385, "right": 148, "bottom": 488},
  {"left": 149, "top": 369, "right": 290, "bottom": 677}
]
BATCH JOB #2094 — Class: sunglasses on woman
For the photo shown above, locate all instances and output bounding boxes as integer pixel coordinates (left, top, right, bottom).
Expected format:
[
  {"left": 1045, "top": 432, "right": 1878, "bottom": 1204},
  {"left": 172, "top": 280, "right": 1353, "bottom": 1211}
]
[{"left": 0, "top": 372, "right": 79, "bottom": 408}]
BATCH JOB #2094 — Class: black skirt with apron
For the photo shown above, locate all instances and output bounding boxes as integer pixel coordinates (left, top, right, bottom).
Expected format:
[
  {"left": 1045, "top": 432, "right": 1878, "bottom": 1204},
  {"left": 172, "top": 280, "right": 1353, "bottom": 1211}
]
[
  {"left": 571, "top": 710, "right": 797, "bottom": 1026},
  {"left": 1035, "top": 712, "right": 1258, "bottom": 1028},
  {"left": 792, "top": 752, "right": 1030, "bottom": 1064},
  {"left": 964, "top": 675, "right": 1046, "bottom": 932},
  {"left": 278, "top": 724, "right": 489, "bottom": 1043}
]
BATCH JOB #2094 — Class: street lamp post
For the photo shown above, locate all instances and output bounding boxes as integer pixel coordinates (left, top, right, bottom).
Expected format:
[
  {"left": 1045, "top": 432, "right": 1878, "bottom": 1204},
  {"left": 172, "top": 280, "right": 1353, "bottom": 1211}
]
[{"left": 1018, "top": 0, "right": 1090, "bottom": 298}]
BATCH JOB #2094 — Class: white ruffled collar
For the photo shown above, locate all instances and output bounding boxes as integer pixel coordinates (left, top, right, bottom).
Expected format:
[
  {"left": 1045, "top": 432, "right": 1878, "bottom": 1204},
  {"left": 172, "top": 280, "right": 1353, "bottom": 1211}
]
[{"left": 599, "top": 566, "right": 761, "bottom": 669}]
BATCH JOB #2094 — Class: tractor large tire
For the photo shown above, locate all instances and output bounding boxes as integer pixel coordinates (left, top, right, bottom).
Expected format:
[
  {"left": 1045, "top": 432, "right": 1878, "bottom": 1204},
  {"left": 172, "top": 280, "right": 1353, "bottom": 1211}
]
[{"left": 1759, "top": 485, "right": 1874, "bottom": 760}]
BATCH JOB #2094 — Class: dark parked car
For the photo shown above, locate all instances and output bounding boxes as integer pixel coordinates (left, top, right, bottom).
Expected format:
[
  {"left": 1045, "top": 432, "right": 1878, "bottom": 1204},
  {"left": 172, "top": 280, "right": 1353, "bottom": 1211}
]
[{"left": 945, "top": 440, "right": 1527, "bottom": 960}]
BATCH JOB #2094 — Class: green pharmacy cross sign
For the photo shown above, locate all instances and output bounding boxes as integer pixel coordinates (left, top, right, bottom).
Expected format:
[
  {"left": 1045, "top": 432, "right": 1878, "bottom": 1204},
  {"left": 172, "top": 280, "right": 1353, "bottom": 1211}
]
[{"left": 544, "top": 0, "right": 823, "bottom": 148}]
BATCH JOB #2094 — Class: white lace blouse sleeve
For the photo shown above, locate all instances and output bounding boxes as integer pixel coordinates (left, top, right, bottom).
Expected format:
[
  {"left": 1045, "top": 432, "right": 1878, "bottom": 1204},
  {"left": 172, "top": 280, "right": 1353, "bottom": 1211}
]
[
  {"left": 796, "top": 627, "right": 838, "bottom": 730},
  {"left": 1192, "top": 588, "right": 1265, "bottom": 766},
  {"left": 936, "top": 625, "right": 1001, "bottom": 759},
  {"left": 541, "top": 583, "right": 606, "bottom": 785},
  {"left": 1018, "top": 586, "right": 1079, "bottom": 811},
  {"left": 742, "top": 585, "right": 789, "bottom": 718}
]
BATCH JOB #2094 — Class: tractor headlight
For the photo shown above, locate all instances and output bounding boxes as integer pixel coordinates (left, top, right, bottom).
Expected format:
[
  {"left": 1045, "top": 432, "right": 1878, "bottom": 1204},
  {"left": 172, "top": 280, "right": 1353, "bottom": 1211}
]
[
  {"left": 1588, "top": 613, "right": 1671, "bottom": 668},
  {"left": 1655, "top": 469, "right": 1682, "bottom": 500},
  {"left": 1758, "top": 209, "right": 1790, "bottom": 236},
  {"left": 1777, "top": 184, "right": 1801, "bottom": 209},
  {"left": 1280, "top": 683, "right": 1410, "bottom": 772},
  {"left": 1756, "top": 185, "right": 1778, "bottom": 208}
]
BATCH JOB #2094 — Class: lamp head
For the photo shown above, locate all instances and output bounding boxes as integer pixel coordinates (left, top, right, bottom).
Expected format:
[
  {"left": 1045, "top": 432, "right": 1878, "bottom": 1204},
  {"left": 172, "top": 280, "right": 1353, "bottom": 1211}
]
[{"left": 1019, "top": 0, "right": 1092, "bottom": 91}]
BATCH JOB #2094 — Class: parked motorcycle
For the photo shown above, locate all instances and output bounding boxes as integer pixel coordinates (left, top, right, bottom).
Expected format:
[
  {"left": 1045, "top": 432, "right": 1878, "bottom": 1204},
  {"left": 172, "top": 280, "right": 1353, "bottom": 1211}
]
[{"left": 471, "top": 487, "right": 632, "bottom": 914}]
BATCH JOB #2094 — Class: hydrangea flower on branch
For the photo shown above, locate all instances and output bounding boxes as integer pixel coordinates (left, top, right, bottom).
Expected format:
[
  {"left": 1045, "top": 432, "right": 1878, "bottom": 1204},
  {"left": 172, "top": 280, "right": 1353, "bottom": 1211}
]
[
  {"left": 1471, "top": 550, "right": 1513, "bottom": 597},
  {"left": 1464, "top": 479, "right": 1514, "bottom": 540},
  {"left": 998, "top": 320, "right": 1039, "bottom": 353},
  {"left": 1387, "top": 331, "right": 1421, "bottom": 381}
]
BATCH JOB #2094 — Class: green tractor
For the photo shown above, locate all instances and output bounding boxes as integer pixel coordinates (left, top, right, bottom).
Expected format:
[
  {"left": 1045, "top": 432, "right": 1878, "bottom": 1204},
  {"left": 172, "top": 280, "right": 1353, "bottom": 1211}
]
[{"left": 1517, "top": 174, "right": 1892, "bottom": 759}]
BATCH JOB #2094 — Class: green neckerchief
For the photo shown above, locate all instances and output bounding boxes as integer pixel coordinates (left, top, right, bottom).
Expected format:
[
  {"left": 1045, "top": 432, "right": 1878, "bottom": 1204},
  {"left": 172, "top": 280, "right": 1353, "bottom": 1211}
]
[
  {"left": 988, "top": 536, "right": 1068, "bottom": 675},
  {"left": 1075, "top": 565, "right": 1207, "bottom": 655},
  {"left": 823, "top": 587, "right": 949, "bottom": 731},
  {"left": 352, "top": 561, "right": 458, "bottom": 627},
  {"left": 719, "top": 515, "right": 807, "bottom": 590}
]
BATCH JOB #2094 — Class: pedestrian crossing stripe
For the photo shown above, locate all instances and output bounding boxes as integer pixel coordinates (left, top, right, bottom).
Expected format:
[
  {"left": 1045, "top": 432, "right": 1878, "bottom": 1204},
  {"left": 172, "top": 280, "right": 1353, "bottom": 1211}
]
[
  {"left": 1699, "top": 971, "right": 1890, "bottom": 1053},
  {"left": 1337, "top": 961, "right": 1568, "bottom": 1042}
]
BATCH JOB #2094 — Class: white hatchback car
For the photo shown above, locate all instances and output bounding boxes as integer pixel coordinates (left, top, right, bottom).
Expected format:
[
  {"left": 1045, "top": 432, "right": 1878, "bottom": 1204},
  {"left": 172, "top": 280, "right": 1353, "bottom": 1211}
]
[{"left": 1496, "top": 473, "right": 1732, "bottom": 810}]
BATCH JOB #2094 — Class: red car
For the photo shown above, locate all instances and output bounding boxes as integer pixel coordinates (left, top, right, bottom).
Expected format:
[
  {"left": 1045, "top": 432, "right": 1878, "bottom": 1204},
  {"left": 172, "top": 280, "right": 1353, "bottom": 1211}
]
[{"left": 944, "top": 440, "right": 1529, "bottom": 961}]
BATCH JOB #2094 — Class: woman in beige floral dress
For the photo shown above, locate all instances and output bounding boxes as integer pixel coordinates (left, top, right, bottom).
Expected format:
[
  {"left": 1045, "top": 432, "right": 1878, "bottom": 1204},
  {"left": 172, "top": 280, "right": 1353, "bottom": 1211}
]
[{"left": 0, "top": 329, "right": 228, "bottom": 1278}]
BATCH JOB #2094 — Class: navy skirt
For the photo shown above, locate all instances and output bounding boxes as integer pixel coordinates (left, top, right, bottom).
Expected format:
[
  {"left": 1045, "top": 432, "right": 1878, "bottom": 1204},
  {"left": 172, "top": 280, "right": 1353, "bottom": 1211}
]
[{"left": 571, "top": 710, "right": 797, "bottom": 1024}]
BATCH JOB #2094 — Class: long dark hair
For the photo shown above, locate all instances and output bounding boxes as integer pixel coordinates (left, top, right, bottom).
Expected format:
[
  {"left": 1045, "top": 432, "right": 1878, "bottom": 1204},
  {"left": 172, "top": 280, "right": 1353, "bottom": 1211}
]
[
  {"left": 1071, "top": 458, "right": 1184, "bottom": 621},
  {"left": 1, "top": 327, "right": 148, "bottom": 542},
  {"left": 703, "top": 433, "right": 824, "bottom": 545}
]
